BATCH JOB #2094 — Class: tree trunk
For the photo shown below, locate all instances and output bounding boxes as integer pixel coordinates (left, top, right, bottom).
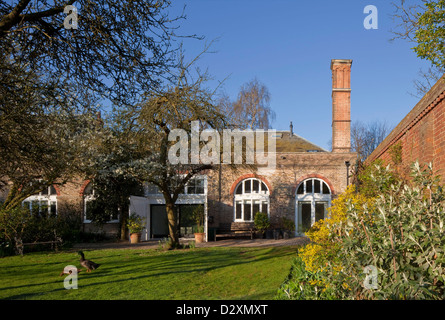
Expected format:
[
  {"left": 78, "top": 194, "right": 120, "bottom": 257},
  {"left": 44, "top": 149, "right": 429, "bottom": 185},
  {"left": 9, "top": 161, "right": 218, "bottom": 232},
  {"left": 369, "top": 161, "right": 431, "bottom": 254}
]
[
  {"left": 165, "top": 201, "right": 179, "bottom": 249},
  {"left": 120, "top": 210, "right": 128, "bottom": 240},
  {"left": 120, "top": 198, "right": 131, "bottom": 240},
  {"left": 14, "top": 235, "right": 23, "bottom": 256}
]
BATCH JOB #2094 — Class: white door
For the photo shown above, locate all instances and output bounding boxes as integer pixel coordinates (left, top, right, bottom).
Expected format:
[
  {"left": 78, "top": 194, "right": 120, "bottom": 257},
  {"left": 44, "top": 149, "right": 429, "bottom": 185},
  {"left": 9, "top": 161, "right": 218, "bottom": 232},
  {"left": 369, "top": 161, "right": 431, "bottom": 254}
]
[{"left": 129, "top": 196, "right": 150, "bottom": 241}]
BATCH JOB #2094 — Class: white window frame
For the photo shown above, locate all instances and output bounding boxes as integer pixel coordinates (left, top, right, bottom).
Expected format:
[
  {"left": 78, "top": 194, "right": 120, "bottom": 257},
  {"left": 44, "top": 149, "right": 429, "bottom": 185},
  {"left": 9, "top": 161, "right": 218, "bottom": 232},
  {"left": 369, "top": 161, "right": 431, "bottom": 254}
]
[
  {"left": 144, "top": 175, "right": 207, "bottom": 196},
  {"left": 295, "top": 178, "right": 331, "bottom": 235},
  {"left": 22, "top": 186, "right": 58, "bottom": 216},
  {"left": 83, "top": 183, "right": 119, "bottom": 223},
  {"left": 233, "top": 178, "right": 270, "bottom": 222},
  {"left": 136, "top": 175, "right": 208, "bottom": 241}
]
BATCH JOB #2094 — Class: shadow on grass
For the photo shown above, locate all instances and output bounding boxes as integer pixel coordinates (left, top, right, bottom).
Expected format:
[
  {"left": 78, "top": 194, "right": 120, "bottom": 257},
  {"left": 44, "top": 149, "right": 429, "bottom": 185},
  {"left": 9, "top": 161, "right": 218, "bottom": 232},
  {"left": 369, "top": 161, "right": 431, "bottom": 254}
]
[
  {"left": 0, "top": 246, "right": 299, "bottom": 300},
  {"left": 72, "top": 247, "right": 296, "bottom": 288}
]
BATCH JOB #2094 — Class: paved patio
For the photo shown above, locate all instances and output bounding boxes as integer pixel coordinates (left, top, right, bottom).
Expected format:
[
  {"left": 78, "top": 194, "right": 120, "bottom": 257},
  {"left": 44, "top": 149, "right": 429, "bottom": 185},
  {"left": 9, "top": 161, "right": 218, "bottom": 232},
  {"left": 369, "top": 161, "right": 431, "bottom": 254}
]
[{"left": 73, "top": 236, "right": 310, "bottom": 250}]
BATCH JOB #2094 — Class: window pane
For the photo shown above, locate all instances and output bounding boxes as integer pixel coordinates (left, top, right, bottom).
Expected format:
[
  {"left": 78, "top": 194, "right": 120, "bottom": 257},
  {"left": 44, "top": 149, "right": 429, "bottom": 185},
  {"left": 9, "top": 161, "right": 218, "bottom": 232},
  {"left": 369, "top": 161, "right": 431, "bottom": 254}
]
[
  {"left": 253, "top": 201, "right": 260, "bottom": 218},
  {"left": 196, "top": 179, "right": 205, "bottom": 194},
  {"left": 31, "top": 201, "right": 40, "bottom": 215},
  {"left": 253, "top": 179, "right": 259, "bottom": 192},
  {"left": 306, "top": 180, "right": 313, "bottom": 193},
  {"left": 301, "top": 202, "right": 312, "bottom": 232},
  {"left": 50, "top": 185, "right": 57, "bottom": 195},
  {"left": 244, "top": 201, "right": 252, "bottom": 221},
  {"left": 23, "top": 201, "right": 31, "bottom": 212},
  {"left": 244, "top": 180, "right": 251, "bottom": 193},
  {"left": 322, "top": 182, "right": 330, "bottom": 194},
  {"left": 235, "top": 184, "right": 243, "bottom": 194},
  {"left": 85, "top": 201, "right": 94, "bottom": 220},
  {"left": 41, "top": 187, "right": 48, "bottom": 195},
  {"left": 261, "top": 182, "right": 268, "bottom": 193},
  {"left": 186, "top": 179, "right": 196, "bottom": 194},
  {"left": 39, "top": 201, "right": 49, "bottom": 217},
  {"left": 50, "top": 201, "right": 57, "bottom": 216},
  {"left": 297, "top": 183, "right": 304, "bottom": 194},
  {"left": 315, "top": 203, "right": 326, "bottom": 222},
  {"left": 196, "top": 186, "right": 204, "bottom": 194},
  {"left": 235, "top": 202, "right": 242, "bottom": 220},
  {"left": 314, "top": 179, "right": 320, "bottom": 193}
]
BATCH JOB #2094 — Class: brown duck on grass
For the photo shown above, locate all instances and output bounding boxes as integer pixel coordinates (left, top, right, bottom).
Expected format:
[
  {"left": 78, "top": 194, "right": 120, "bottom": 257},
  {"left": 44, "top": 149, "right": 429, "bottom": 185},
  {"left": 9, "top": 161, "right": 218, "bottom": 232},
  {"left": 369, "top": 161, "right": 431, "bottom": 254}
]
[
  {"left": 78, "top": 250, "right": 101, "bottom": 272},
  {"left": 59, "top": 267, "right": 82, "bottom": 276}
]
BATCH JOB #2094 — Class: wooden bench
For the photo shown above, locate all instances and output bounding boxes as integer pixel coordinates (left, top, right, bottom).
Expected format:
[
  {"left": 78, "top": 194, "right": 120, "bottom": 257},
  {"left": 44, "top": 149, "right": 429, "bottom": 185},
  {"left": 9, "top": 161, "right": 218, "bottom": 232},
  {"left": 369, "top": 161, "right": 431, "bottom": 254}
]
[
  {"left": 19, "top": 237, "right": 62, "bottom": 255},
  {"left": 215, "top": 222, "right": 255, "bottom": 240}
]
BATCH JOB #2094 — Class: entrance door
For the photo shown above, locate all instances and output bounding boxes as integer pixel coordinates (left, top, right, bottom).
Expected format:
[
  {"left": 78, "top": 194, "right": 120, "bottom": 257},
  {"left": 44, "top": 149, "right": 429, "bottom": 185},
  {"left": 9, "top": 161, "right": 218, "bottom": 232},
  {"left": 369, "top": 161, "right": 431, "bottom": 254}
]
[
  {"left": 298, "top": 202, "right": 312, "bottom": 233},
  {"left": 150, "top": 205, "right": 169, "bottom": 238},
  {"left": 295, "top": 178, "right": 332, "bottom": 235}
]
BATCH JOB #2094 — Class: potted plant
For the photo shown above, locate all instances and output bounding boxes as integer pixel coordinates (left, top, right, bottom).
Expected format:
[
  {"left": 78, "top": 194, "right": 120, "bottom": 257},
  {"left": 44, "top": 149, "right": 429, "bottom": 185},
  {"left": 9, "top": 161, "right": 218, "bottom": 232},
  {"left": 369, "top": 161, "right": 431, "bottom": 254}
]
[
  {"left": 127, "top": 213, "right": 146, "bottom": 244},
  {"left": 281, "top": 217, "right": 295, "bottom": 239},
  {"left": 254, "top": 212, "right": 270, "bottom": 239},
  {"left": 193, "top": 205, "right": 205, "bottom": 243}
]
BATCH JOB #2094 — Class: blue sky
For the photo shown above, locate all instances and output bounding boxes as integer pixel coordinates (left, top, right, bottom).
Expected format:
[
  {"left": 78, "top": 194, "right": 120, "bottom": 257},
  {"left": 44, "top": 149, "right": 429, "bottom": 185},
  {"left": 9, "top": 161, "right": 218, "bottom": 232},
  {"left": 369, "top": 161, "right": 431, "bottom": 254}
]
[{"left": 168, "top": 0, "right": 432, "bottom": 150}]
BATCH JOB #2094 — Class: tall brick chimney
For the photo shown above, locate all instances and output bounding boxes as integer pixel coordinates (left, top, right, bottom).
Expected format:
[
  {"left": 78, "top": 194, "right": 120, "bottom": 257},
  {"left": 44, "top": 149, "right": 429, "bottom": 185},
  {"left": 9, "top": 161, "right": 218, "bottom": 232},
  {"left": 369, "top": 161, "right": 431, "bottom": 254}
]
[{"left": 331, "top": 59, "right": 352, "bottom": 153}]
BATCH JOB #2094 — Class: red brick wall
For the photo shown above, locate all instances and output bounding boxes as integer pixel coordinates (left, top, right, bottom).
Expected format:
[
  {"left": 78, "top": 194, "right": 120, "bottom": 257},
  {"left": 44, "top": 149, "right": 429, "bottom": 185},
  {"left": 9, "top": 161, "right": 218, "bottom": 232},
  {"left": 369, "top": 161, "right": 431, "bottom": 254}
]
[
  {"left": 433, "top": 97, "right": 445, "bottom": 174},
  {"left": 206, "top": 151, "right": 356, "bottom": 228},
  {"left": 367, "top": 77, "right": 445, "bottom": 179}
]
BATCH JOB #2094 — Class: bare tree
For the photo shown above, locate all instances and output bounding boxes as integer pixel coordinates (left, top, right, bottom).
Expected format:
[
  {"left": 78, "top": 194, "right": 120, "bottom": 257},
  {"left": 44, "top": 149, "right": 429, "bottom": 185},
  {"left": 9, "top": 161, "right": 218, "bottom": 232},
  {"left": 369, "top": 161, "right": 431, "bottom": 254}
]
[
  {"left": 411, "top": 65, "right": 444, "bottom": 98},
  {"left": 225, "top": 78, "right": 275, "bottom": 129},
  {"left": 94, "top": 51, "right": 227, "bottom": 248},
  {"left": 351, "top": 120, "right": 393, "bottom": 161},
  {"left": 0, "top": 0, "right": 189, "bottom": 108},
  {"left": 390, "top": 0, "right": 424, "bottom": 43}
]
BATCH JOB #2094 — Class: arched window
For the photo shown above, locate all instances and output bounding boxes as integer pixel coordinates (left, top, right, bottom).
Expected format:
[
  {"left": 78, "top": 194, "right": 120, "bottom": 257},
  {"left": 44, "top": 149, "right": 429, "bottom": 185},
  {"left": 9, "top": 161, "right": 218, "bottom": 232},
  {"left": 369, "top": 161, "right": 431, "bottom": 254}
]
[
  {"left": 234, "top": 178, "right": 269, "bottom": 222},
  {"left": 295, "top": 178, "right": 331, "bottom": 233},
  {"left": 22, "top": 185, "right": 58, "bottom": 216},
  {"left": 83, "top": 182, "right": 119, "bottom": 223}
]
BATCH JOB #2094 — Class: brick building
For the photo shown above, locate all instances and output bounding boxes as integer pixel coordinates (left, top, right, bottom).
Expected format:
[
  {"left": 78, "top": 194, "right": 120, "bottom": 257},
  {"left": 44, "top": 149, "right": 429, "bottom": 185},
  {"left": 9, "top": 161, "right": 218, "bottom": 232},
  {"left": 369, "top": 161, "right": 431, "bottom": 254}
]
[
  {"left": 366, "top": 75, "right": 445, "bottom": 180},
  {"left": 3, "top": 59, "right": 357, "bottom": 240},
  {"left": 131, "top": 59, "right": 356, "bottom": 240}
]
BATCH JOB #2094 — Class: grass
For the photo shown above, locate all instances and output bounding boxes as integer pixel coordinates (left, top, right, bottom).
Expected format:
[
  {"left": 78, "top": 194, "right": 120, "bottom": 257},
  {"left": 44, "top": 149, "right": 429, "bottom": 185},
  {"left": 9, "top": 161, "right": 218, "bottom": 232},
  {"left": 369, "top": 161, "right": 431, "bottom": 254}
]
[{"left": 0, "top": 245, "right": 299, "bottom": 300}]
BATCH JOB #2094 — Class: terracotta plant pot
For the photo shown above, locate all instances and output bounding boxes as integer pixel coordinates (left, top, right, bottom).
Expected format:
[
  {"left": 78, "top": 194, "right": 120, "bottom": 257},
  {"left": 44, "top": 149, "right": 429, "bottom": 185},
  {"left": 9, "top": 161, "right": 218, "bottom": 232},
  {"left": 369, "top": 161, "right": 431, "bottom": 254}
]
[
  {"left": 130, "top": 233, "right": 141, "bottom": 244},
  {"left": 194, "top": 232, "right": 205, "bottom": 243}
]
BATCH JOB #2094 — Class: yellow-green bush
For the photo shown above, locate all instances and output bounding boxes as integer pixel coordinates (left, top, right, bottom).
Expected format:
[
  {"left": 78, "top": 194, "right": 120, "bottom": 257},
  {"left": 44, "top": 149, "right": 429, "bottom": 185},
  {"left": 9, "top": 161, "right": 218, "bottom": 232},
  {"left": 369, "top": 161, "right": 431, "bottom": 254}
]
[
  {"left": 298, "top": 185, "right": 375, "bottom": 274},
  {"left": 278, "top": 162, "right": 445, "bottom": 300}
]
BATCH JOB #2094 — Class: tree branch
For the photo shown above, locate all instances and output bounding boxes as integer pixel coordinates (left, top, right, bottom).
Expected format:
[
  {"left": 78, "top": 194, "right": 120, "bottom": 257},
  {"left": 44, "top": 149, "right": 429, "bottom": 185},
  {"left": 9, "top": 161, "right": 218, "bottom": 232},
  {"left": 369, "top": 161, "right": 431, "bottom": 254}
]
[
  {"left": 0, "top": 0, "right": 76, "bottom": 37},
  {"left": 0, "top": 0, "right": 32, "bottom": 35}
]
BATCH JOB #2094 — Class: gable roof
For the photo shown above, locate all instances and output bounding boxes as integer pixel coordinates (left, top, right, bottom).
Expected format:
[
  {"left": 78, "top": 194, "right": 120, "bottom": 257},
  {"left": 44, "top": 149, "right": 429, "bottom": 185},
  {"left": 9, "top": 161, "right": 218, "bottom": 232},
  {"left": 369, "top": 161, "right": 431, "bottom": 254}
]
[{"left": 273, "top": 130, "right": 328, "bottom": 153}]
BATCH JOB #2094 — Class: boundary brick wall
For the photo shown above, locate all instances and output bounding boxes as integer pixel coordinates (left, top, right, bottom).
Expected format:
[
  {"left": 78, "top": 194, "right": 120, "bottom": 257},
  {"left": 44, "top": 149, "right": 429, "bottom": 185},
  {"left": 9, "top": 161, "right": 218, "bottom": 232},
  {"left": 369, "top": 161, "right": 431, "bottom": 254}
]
[{"left": 367, "top": 77, "right": 445, "bottom": 180}]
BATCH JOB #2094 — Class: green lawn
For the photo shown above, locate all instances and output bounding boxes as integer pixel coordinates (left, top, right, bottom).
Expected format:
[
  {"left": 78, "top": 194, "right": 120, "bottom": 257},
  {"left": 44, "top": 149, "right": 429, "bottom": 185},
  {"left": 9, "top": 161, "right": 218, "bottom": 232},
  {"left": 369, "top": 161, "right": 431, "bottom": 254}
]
[{"left": 0, "top": 245, "right": 298, "bottom": 300}]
